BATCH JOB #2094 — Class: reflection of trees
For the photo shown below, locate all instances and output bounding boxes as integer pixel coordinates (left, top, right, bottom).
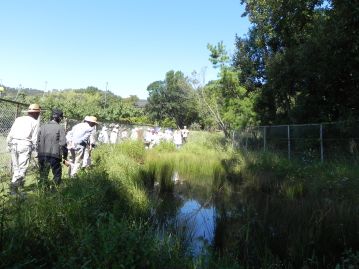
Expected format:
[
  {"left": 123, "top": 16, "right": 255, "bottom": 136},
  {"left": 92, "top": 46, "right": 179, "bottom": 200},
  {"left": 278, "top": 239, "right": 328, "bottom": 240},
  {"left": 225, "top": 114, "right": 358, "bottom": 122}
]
[
  {"left": 154, "top": 193, "right": 183, "bottom": 228},
  {"left": 213, "top": 186, "right": 359, "bottom": 268},
  {"left": 178, "top": 179, "right": 213, "bottom": 206}
]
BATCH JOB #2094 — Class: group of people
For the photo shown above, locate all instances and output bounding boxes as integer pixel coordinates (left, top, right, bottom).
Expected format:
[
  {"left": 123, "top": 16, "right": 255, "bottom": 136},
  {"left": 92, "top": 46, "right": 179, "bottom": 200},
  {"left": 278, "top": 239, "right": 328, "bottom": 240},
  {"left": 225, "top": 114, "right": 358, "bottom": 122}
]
[
  {"left": 6, "top": 103, "right": 98, "bottom": 195},
  {"left": 6, "top": 103, "right": 190, "bottom": 195},
  {"left": 98, "top": 124, "right": 190, "bottom": 149},
  {"left": 143, "top": 126, "right": 189, "bottom": 149}
]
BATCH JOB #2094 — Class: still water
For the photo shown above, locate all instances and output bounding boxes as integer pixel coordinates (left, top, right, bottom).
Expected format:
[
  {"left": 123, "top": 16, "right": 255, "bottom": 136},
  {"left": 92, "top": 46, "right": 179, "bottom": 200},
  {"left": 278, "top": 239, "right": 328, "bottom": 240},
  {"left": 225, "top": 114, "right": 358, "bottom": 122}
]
[
  {"left": 153, "top": 173, "right": 219, "bottom": 256},
  {"left": 152, "top": 171, "right": 358, "bottom": 268},
  {"left": 178, "top": 199, "right": 215, "bottom": 255}
]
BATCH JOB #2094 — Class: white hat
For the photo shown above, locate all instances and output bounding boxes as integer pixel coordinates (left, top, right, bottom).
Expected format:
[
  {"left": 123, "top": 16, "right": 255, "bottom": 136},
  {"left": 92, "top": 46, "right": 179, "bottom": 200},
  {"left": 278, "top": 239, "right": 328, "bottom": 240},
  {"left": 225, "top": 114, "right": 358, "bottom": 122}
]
[
  {"left": 84, "top": 116, "right": 98, "bottom": 124},
  {"left": 27, "top": 103, "right": 41, "bottom": 113}
]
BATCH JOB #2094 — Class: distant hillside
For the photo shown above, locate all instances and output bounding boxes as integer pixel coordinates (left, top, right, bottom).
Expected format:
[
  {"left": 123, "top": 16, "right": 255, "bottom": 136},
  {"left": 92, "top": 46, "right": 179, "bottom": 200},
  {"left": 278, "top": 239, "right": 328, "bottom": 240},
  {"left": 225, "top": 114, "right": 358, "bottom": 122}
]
[
  {"left": 0, "top": 86, "right": 44, "bottom": 98},
  {"left": 0, "top": 85, "right": 147, "bottom": 106}
]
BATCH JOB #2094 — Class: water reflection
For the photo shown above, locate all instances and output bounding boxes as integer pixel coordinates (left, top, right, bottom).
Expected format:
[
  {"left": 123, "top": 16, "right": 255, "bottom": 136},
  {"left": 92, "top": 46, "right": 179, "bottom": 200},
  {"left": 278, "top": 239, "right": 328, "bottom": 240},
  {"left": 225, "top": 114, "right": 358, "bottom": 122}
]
[
  {"left": 178, "top": 199, "right": 215, "bottom": 255},
  {"left": 152, "top": 166, "right": 359, "bottom": 267}
]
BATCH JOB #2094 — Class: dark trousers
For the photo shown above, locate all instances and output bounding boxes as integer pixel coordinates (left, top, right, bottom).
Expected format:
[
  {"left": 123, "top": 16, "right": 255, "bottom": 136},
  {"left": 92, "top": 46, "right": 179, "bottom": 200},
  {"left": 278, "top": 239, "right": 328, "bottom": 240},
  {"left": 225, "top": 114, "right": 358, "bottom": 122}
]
[{"left": 38, "top": 156, "right": 62, "bottom": 185}]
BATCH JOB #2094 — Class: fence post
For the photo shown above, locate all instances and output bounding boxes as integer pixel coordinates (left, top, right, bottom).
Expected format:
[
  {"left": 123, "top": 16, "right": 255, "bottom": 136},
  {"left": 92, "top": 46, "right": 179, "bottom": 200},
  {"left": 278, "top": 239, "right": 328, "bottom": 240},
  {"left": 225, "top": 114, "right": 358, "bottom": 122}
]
[
  {"left": 15, "top": 104, "right": 20, "bottom": 119},
  {"left": 287, "top": 125, "right": 291, "bottom": 160},
  {"left": 320, "top": 124, "right": 324, "bottom": 162},
  {"left": 263, "top": 126, "right": 267, "bottom": 152}
]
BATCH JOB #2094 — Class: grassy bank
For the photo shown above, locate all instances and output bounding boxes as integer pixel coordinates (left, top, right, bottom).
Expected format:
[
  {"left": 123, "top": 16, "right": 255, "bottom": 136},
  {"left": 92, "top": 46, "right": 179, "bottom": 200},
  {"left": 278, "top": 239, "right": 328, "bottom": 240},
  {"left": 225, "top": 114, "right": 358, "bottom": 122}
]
[
  {"left": 144, "top": 131, "right": 229, "bottom": 199},
  {"left": 1, "top": 132, "right": 358, "bottom": 268},
  {"left": 141, "top": 131, "right": 359, "bottom": 268},
  {"left": 0, "top": 141, "right": 195, "bottom": 268}
]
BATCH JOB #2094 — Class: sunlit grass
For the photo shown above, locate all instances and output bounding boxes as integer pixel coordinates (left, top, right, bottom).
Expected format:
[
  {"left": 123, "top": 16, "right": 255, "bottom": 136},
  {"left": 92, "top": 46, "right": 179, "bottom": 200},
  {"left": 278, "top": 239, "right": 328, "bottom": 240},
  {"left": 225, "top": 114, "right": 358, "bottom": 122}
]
[
  {"left": 0, "top": 140, "right": 196, "bottom": 268},
  {"left": 145, "top": 131, "right": 228, "bottom": 189}
]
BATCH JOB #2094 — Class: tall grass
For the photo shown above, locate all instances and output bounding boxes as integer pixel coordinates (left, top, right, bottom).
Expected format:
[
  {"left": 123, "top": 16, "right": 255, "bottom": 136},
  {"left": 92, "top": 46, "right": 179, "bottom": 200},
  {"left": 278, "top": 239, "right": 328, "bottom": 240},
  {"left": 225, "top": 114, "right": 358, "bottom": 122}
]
[
  {"left": 218, "top": 150, "right": 359, "bottom": 268},
  {"left": 0, "top": 141, "right": 196, "bottom": 268},
  {"left": 144, "top": 131, "right": 229, "bottom": 198},
  {"left": 2, "top": 132, "right": 357, "bottom": 268}
]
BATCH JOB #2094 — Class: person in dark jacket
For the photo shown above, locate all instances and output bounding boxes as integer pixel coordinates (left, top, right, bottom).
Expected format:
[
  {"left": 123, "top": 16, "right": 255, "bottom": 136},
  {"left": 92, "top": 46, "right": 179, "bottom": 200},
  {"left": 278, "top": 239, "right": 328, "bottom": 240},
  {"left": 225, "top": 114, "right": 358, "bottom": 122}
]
[{"left": 37, "top": 108, "right": 68, "bottom": 186}]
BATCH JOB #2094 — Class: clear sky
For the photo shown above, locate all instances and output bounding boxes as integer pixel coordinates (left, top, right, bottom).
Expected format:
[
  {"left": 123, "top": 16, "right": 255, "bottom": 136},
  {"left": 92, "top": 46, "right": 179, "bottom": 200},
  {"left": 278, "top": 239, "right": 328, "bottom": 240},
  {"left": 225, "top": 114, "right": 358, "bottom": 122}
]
[{"left": 0, "top": 0, "right": 250, "bottom": 99}]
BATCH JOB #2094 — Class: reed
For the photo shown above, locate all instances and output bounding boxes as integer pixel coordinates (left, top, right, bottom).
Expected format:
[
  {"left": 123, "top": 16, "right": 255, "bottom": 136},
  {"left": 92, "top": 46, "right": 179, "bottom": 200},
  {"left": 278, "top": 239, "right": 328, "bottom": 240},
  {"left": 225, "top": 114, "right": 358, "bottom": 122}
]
[
  {"left": 0, "top": 141, "right": 195, "bottom": 268},
  {"left": 218, "top": 150, "right": 359, "bottom": 268}
]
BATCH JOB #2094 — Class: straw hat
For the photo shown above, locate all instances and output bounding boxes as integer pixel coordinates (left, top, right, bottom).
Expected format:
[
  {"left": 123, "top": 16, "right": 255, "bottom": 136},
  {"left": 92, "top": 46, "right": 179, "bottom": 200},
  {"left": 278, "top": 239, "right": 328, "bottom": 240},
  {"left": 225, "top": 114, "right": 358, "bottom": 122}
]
[
  {"left": 84, "top": 116, "right": 98, "bottom": 124},
  {"left": 27, "top": 103, "right": 41, "bottom": 113}
]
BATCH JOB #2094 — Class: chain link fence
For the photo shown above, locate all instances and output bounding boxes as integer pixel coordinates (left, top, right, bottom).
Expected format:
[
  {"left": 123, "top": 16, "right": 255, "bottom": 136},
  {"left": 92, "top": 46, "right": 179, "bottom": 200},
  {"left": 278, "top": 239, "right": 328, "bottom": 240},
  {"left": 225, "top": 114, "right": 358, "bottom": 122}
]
[
  {"left": 0, "top": 98, "right": 30, "bottom": 177},
  {"left": 232, "top": 121, "right": 359, "bottom": 162}
]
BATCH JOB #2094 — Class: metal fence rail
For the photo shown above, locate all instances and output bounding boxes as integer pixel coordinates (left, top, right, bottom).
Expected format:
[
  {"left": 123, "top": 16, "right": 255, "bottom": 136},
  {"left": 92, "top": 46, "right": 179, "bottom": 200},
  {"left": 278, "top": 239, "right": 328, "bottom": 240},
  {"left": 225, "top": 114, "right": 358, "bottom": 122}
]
[{"left": 232, "top": 121, "right": 359, "bottom": 162}]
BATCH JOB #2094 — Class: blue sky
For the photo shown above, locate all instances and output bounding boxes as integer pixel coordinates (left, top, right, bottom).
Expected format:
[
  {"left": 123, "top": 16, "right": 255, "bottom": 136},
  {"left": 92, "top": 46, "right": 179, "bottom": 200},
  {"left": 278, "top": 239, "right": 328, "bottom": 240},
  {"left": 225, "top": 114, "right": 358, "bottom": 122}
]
[{"left": 0, "top": 0, "right": 250, "bottom": 99}]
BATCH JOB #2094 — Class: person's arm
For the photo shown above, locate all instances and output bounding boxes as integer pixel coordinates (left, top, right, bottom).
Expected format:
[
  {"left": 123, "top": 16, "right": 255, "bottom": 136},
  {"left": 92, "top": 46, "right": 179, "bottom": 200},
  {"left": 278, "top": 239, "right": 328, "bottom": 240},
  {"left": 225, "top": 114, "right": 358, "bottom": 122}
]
[
  {"left": 6, "top": 119, "right": 16, "bottom": 145},
  {"left": 59, "top": 126, "right": 66, "bottom": 147},
  {"left": 89, "top": 127, "right": 96, "bottom": 148},
  {"left": 31, "top": 121, "right": 40, "bottom": 150},
  {"left": 59, "top": 127, "right": 68, "bottom": 162},
  {"left": 37, "top": 125, "right": 42, "bottom": 153}
]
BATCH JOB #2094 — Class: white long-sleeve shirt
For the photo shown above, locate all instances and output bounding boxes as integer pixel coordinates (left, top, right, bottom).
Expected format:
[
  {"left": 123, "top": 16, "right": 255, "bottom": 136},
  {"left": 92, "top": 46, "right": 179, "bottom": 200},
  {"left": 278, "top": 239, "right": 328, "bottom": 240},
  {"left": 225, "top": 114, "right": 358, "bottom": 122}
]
[
  {"left": 71, "top": 122, "right": 95, "bottom": 145},
  {"left": 7, "top": 115, "right": 39, "bottom": 147},
  {"left": 173, "top": 131, "right": 183, "bottom": 145}
]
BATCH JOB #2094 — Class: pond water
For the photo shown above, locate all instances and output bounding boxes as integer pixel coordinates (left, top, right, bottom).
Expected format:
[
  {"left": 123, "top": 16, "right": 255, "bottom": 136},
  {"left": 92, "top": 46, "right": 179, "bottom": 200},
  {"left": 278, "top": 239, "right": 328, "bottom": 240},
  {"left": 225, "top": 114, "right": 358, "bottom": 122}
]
[
  {"left": 153, "top": 173, "right": 220, "bottom": 256},
  {"left": 151, "top": 170, "right": 358, "bottom": 268},
  {"left": 177, "top": 199, "right": 215, "bottom": 255}
]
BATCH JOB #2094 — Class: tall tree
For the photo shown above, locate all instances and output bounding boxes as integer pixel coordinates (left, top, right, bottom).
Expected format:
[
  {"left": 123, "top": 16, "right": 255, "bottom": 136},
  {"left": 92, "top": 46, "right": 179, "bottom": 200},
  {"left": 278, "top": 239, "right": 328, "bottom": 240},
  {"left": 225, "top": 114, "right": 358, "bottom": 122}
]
[
  {"left": 199, "top": 42, "right": 257, "bottom": 136},
  {"left": 146, "top": 71, "right": 199, "bottom": 127},
  {"left": 233, "top": 0, "right": 359, "bottom": 124}
]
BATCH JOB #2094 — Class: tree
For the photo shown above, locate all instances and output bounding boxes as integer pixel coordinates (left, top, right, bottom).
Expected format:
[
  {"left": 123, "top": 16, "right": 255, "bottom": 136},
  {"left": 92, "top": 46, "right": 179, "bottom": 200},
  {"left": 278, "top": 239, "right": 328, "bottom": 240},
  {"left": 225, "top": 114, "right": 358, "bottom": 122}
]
[
  {"left": 234, "top": 0, "right": 359, "bottom": 124},
  {"left": 194, "top": 42, "right": 257, "bottom": 136},
  {"left": 27, "top": 88, "right": 147, "bottom": 123},
  {"left": 146, "top": 71, "right": 199, "bottom": 127}
]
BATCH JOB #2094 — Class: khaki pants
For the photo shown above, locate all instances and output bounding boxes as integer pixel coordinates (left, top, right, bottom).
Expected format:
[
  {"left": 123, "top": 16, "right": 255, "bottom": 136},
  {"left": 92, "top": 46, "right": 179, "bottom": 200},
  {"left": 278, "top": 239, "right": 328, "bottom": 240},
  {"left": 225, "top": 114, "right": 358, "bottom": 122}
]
[
  {"left": 10, "top": 143, "right": 32, "bottom": 184},
  {"left": 68, "top": 145, "right": 85, "bottom": 177},
  {"left": 82, "top": 147, "right": 92, "bottom": 168}
]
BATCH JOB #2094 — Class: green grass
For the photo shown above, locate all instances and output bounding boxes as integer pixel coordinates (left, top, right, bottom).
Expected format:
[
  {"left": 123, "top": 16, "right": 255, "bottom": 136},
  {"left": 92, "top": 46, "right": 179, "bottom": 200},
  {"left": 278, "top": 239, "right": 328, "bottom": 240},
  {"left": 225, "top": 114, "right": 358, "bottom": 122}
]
[
  {"left": 0, "top": 142, "right": 197, "bottom": 268},
  {"left": 1, "top": 132, "right": 358, "bottom": 268},
  {"left": 144, "top": 131, "right": 229, "bottom": 197},
  {"left": 219, "top": 150, "right": 359, "bottom": 268}
]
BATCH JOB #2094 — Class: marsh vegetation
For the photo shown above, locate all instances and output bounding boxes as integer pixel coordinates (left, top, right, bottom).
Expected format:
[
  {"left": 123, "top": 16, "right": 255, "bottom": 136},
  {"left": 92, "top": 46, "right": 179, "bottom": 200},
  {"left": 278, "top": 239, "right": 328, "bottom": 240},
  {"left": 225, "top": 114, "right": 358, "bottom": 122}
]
[{"left": 1, "top": 132, "right": 358, "bottom": 268}]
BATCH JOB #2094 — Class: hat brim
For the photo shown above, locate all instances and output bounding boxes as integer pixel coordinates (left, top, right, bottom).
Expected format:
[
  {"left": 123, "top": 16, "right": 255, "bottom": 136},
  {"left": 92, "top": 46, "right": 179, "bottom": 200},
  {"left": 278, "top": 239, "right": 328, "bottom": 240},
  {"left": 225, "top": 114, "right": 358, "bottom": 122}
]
[
  {"left": 26, "top": 109, "right": 41, "bottom": 113},
  {"left": 86, "top": 120, "right": 98, "bottom": 124}
]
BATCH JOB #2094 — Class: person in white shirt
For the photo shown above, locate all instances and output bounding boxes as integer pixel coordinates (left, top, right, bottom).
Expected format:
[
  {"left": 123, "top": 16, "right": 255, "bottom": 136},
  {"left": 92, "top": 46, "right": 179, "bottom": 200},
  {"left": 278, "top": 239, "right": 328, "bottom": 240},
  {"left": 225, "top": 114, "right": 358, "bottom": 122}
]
[
  {"left": 164, "top": 128, "right": 173, "bottom": 141},
  {"left": 110, "top": 124, "right": 119, "bottom": 144},
  {"left": 98, "top": 126, "right": 109, "bottom": 144},
  {"left": 82, "top": 124, "right": 97, "bottom": 168},
  {"left": 144, "top": 128, "right": 153, "bottom": 149},
  {"left": 121, "top": 129, "right": 128, "bottom": 140},
  {"left": 7, "top": 103, "right": 41, "bottom": 195},
  {"left": 173, "top": 129, "right": 183, "bottom": 149},
  {"left": 68, "top": 116, "right": 98, "bottom": 176},
  {"left": 130, "top": 127, "right": 139, "bottom": 141},
  {"left": 181, "top": 126, "right": 189, "bottom": 143}
]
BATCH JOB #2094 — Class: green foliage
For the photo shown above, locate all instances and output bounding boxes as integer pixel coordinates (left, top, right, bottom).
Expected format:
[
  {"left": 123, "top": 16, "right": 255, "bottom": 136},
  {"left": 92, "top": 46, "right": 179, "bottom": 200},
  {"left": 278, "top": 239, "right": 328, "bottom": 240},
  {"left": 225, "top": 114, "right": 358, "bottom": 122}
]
[
  {"left": 235, "top": 0, "right": 359, "bottom": 124},
  {"left": 207, "top": 41, "right": 230, "bottom": 68},
  {"left": 215, "top": 149, "right": 359, "bottom": 268},
  {"left": 0, "top": 142, "right": 195, "bottom": 268},
  {"left": 27, "top": 87, "right": 147, "bottom": 123},
  {"left": 146, "top": 71, "right": 199, "bottom": 127},
  {"left": 200, "top": 43, "right": 258, "bottom": 134}
]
